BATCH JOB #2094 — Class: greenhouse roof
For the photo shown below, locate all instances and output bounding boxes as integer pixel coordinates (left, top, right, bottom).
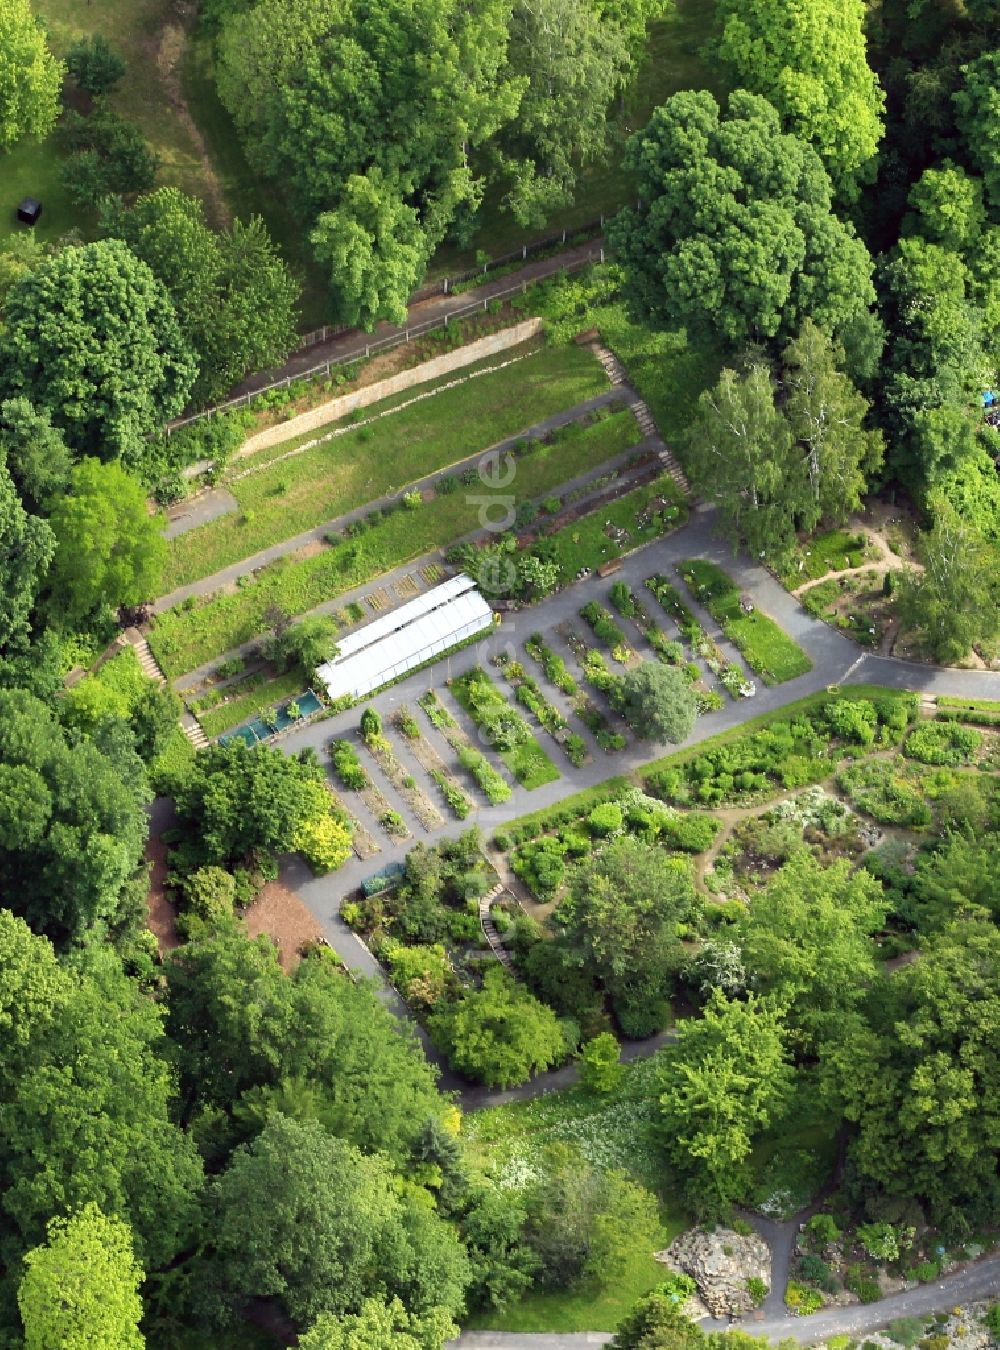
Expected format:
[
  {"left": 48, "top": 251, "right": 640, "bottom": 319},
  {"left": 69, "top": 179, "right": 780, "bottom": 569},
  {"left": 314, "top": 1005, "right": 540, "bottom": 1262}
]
[{"left": 316, "top": 574, "right": 493, "bottom": 702}]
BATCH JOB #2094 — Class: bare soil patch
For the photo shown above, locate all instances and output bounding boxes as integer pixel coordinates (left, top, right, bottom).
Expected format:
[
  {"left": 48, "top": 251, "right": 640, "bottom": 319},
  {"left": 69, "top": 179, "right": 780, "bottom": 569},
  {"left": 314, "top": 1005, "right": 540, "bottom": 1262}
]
[
  {"left": 244, "top": 879, "right": 324, "bottom": 971},
  {"left": 145, "top": 830, "right": 181, "bottom": 955}
]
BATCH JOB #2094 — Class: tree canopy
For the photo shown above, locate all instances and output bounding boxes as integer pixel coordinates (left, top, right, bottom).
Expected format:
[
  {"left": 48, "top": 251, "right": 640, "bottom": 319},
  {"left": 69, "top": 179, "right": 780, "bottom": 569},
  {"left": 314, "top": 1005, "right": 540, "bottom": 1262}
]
[
  {"left": 17, "top": 1204, "right": 145, "bottom": 1350},
  {"left": 0, "top": 0, "right": 63, "bottom": 151},
  {"left": 618, "top": 661, "right": 698, "bottom": 744},
  {"left": 610, "top": 90, "right": 877, "bottom": 350},
  {"left": 0, "top": 240, "right": 196, "bottom": 466},
  {"left": 653, "top": 992, "right": 792, "bottom": 1212},
  {"left": 715, "top": 0, "right": 885, "bottom": 194},
  {"left": 103, "top": 189, "right": 300, "bottom": 402},
  {"left": 45, "top": 459, "right": 166, "bottom": 626},
  {"left": 0, "top": 688, "right": 149, "bottom": 947}
]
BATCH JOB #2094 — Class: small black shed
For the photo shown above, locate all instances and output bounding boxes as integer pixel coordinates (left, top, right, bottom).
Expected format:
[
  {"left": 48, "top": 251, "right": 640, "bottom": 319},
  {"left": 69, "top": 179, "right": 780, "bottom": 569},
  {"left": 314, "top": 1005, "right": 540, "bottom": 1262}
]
[{"left": 16, "top": 198, "right": 42, "bottom": 226}]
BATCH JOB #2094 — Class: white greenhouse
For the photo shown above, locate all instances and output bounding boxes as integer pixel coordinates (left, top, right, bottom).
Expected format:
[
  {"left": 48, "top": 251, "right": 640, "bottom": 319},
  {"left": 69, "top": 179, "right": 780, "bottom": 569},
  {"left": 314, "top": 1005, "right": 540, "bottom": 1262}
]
[{"left": 316, "top": 574, "right": 494, "bottom": 702}]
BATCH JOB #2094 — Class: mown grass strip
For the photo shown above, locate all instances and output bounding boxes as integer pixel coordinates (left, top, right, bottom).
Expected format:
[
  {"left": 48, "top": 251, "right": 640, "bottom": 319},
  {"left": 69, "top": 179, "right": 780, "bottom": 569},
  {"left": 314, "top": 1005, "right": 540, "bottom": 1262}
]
[
  {"left": 150, "top": 412, "right": 642, "bottom": 678},
  {"left": 166, "top": 342, "right": 609, "bottom": 587},
  {"left": 678, "top": 558, "right": 812, "bottom": 685}
]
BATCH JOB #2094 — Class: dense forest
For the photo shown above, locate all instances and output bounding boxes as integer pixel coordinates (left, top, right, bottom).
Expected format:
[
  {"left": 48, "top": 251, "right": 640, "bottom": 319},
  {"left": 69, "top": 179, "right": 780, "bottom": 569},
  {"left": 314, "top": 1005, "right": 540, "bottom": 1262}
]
[{"left": 0, "top": 0, "right": 1000, "bottom": 1345}]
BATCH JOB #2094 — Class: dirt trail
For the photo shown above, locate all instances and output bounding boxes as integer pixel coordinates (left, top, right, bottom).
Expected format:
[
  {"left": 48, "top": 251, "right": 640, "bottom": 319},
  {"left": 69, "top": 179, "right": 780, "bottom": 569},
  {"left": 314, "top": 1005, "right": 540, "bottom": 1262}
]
[
  {"left": 790, "top": 525, "right": 914, "bottom": 598},
  {"left": 156, "top": 23, "right": 232, "bottom": 229}
]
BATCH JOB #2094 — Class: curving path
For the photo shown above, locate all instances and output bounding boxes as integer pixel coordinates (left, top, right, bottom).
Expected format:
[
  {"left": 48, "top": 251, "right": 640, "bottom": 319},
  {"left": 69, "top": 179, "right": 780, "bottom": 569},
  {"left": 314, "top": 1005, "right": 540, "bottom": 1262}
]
[
  {"left": 449, "top": 1253, "right": 1000, "bottom": 1348},
  {"left": 252, "top": 512, "right": 1000, "bottom": 1343}
]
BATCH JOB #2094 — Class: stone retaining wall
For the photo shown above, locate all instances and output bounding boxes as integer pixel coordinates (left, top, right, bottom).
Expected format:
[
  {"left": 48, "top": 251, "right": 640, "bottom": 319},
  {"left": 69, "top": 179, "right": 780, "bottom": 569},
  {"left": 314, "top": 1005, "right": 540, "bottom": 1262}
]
[{"left": 237, "top": 317, "right": 544, "bottom": 459}]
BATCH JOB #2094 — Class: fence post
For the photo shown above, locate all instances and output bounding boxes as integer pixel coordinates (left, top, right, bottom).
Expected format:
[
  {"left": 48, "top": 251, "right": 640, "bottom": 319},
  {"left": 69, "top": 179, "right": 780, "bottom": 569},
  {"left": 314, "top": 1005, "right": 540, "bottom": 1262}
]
[
  {"left": 600, "top": 214, "right": 604, "bottom": 229},
  {"left": 522, "top": 280, "right": 527, "bottom": 295},
  {"left": 522, "top": 244, "right": 527, "bottom": 260},
  {"left": 366, "top": 344, "right": 370, "bottom": 358},
  {"left": 405, "top": 327, "right": 409, "bottom": 341},
  {"left": 600, "top": 247, "right": 605, "bottom": 264},
  {"left": 444, "top": 277, "right": 449, "bottom": 295},
  {"left": 562, "top": 228, "right": 566, "bottom": 243}
]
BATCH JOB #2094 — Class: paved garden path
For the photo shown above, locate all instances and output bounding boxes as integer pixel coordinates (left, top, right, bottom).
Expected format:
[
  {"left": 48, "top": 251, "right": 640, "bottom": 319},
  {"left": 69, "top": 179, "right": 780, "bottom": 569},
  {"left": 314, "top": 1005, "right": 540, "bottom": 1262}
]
[
  {"left": 155, "top": 388, "right": 628, "bottom": 616},
  {"left": 230, "top": 239, "right": 605, "bottom": 398},
  {"left": 450, "top": 1252, "right": 1000, "bottom": 1348}
]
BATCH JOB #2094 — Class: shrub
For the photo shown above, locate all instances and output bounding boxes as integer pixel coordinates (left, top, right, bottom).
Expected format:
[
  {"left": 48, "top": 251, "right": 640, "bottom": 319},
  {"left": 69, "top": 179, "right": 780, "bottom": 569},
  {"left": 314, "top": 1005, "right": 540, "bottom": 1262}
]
[
  {"left": 512, "top": 839, "right": 567, "bottom": 898},
  {"left": 746, "top": 1276, "right": 768, "bottom": 1306},
  {"left": 330, "top": 739, "right": 368, "bottom": 790},
  {"left": 888, "top": 1318, "right": 929, "bottom": 1347},
  {"left": 587, "top": 802, "right": 624, "bottom": 836},
  {"left": 838, "top": 760, "right": 932, "bottom": 827},
  {"left": 826, "top": 698, "right": 878, "bottom": 745},
  {"left": 360, "top": 706, "right": 382, "bottom": 743},
  {"left": 402, "top": 490, "right": 422, "bottom": 510},
  {"left": 294, "top": 813, "right": 352, "bottom": 873},
  {"left": 661, "top": 811, "right": 720, "bottom": 852},
  {"left": 799, "top": 1254, "right": 836, "bottom": 1292},
  {"left": 904, "top": 721, "right": 981, "bottom": 766},
  {"left": 785, "top": 1281, "right": 824, "bottom": 1315},
  {"left": 984, "top": 1304, "right": 1000, "bottom": 1336},
  {"left": 913, "top": 1261, "right": 939, "bottom": 1283}
]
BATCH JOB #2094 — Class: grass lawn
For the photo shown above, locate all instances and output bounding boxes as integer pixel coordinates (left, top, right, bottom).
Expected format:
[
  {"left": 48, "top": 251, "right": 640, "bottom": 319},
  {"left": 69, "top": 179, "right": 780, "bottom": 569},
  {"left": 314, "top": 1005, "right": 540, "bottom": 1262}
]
[
  {"left": 679, "top": 559, "right": 813, "bottom": 685},
  {"left": 2, "top": 0, "right": 228, "bottom": 250},
  {"left": 463, "top": 1066, "right": 690, "bottom": 1333},
  {"left": 151, "top": 411, "right": 641, "bottom": 677},
  {"left": 165, "top": 342, "right": 610, "bottom": 587},
  {"left": 191, "top": 668, "right": 308, "bottom": 738},
  {"left": 542, "top": 474, "right": 687, "bottom": 580},
  {"left": 451, "top": 670, "right": 560, "bottom": 789},
  {"left": 776, "top": 529, "right": 872, "bottom": 589},
  {"left": 0, "top": 135, "right": 82, "bottom": 245}
]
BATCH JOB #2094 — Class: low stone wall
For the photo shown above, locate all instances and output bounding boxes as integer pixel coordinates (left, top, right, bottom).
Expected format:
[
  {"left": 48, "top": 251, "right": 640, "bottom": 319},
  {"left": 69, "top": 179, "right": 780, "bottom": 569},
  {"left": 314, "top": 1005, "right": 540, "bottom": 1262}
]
[{"left": 237, "top": 317, "right": 544, "bottom": 459}]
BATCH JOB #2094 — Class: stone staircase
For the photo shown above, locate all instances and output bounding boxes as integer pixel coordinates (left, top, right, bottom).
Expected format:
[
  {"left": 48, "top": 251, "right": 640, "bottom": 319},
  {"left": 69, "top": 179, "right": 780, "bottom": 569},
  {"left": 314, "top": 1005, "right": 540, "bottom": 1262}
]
[
  {"left": 180, "top": 712, "right": 209, "bottom": 750},
  {"left": 123, "top": 628, "right": 209, "bottom": 749},
  {"left": 591, "top": 343, "right": 690, "bottom": 495},
  {"left": 478, "top": 884, "right": 514, "bottom": 971},
  {"left": 124, "top": 628, "right": 166, "bottom": 686}
]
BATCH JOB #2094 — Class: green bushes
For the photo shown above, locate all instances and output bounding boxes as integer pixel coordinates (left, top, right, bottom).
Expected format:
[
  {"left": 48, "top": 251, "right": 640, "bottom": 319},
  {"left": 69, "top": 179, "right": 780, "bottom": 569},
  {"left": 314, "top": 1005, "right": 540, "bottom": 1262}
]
[
  {"left": 330, "top": 739, "right": 368, "bottom": 790},
  {"left": 430, "top": 771, "right": 472, "bottom": 820},
  {"left": 512, "top": 838, "right": 568, "bottom": 898},
  {"left": 579, "top": 600, "right": 629, "bottom": 654},
  {"left": 525, "top": 632, "right": 579, "bottom": 696},
  {"left": 785, "top": 1281, "right": 824, "bottom": 1314},
  {"left": 837, "top": 760, "right": 932, "bottom": 827},
  {"left": 904, "top": 721, "right": 981, "bottom": 766},
  {"left": 457, "top": 746, "right": 512, "bottom": 805},
  {"left": 646, "top": 574, "right": 701, "bottom": 642},
  {"left": 452, "top": 669, "right": 559, "bottom": 789},
  {"left": 642, "top": 692, "right": 918, "bottom": 807}
]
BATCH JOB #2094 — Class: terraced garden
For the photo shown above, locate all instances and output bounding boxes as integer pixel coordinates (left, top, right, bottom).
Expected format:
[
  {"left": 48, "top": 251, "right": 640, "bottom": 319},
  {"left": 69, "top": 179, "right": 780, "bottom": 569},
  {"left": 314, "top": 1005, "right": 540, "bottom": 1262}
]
[
  {"left": 150, "top": 407, "right": 645, "bottom": 678},
  {"left": 165, "top": 340, "right": 612, "bottom": 587}
]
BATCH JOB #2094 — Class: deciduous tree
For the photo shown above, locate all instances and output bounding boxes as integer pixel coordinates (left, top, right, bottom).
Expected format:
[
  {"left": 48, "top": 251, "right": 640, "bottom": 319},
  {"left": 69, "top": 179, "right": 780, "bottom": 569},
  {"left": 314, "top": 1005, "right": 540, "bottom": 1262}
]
[
  {"left": 18, "top": 1205, "right": 145, "bottom": 1350},
  {"left": 65, "top": 33, "right": 126, "bottom": 96},
  {"left": 0, "top": 688, "right": 149, "bottom": 947},
  {"left": 781, "top": 321, "right": 884, "bottom": 531},
  {"left": 610, "top": 90, "right": 876, "bottom": 349},
  {"left": 618, "top": 661, "right": 697, "bottom": 744},
  {"left": 0, "top": 0, "right": 63, "bottom": 151},
  {"left": 653, "top": 992, "right": 792, "bottom": 1212},
  {"left": 556, "top": 837, "right": 692, "bottom": 1036},
  {"left": 429, "top": 967, "right": 567, "bottom": 1087},
  {"left": 103, "top": 189, "right": 299, "bottom": 402},
  {"left": 0, "top": 397, "right": 72, "bottom": 512},
  {"left": 896, "top": 499, "right": 1000, "bottom": 663},
  {"left": 715, "top": 0, "right": 884, "bottom": 194},
  {"left": 0, "top": 240, "right": 196, "bottom": 466},
  {"left": 685, "top": 364, "right": 798, "bottom": 558},
  {"left": 0, "top": 447, "right": 52, "bottom": 653},
  {"left": 46, "top": 459, "right": 166, "bottom": 625}
]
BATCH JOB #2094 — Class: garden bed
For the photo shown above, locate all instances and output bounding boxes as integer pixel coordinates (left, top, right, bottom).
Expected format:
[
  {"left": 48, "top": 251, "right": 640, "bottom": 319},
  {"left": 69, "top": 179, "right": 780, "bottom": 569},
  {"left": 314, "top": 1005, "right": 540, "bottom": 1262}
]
[
  {"left": 678, "top": 559, "right": 812, "bottom": 685},
  {"left": 450, "top": 669, "right": 560, "bottom": 789}
]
